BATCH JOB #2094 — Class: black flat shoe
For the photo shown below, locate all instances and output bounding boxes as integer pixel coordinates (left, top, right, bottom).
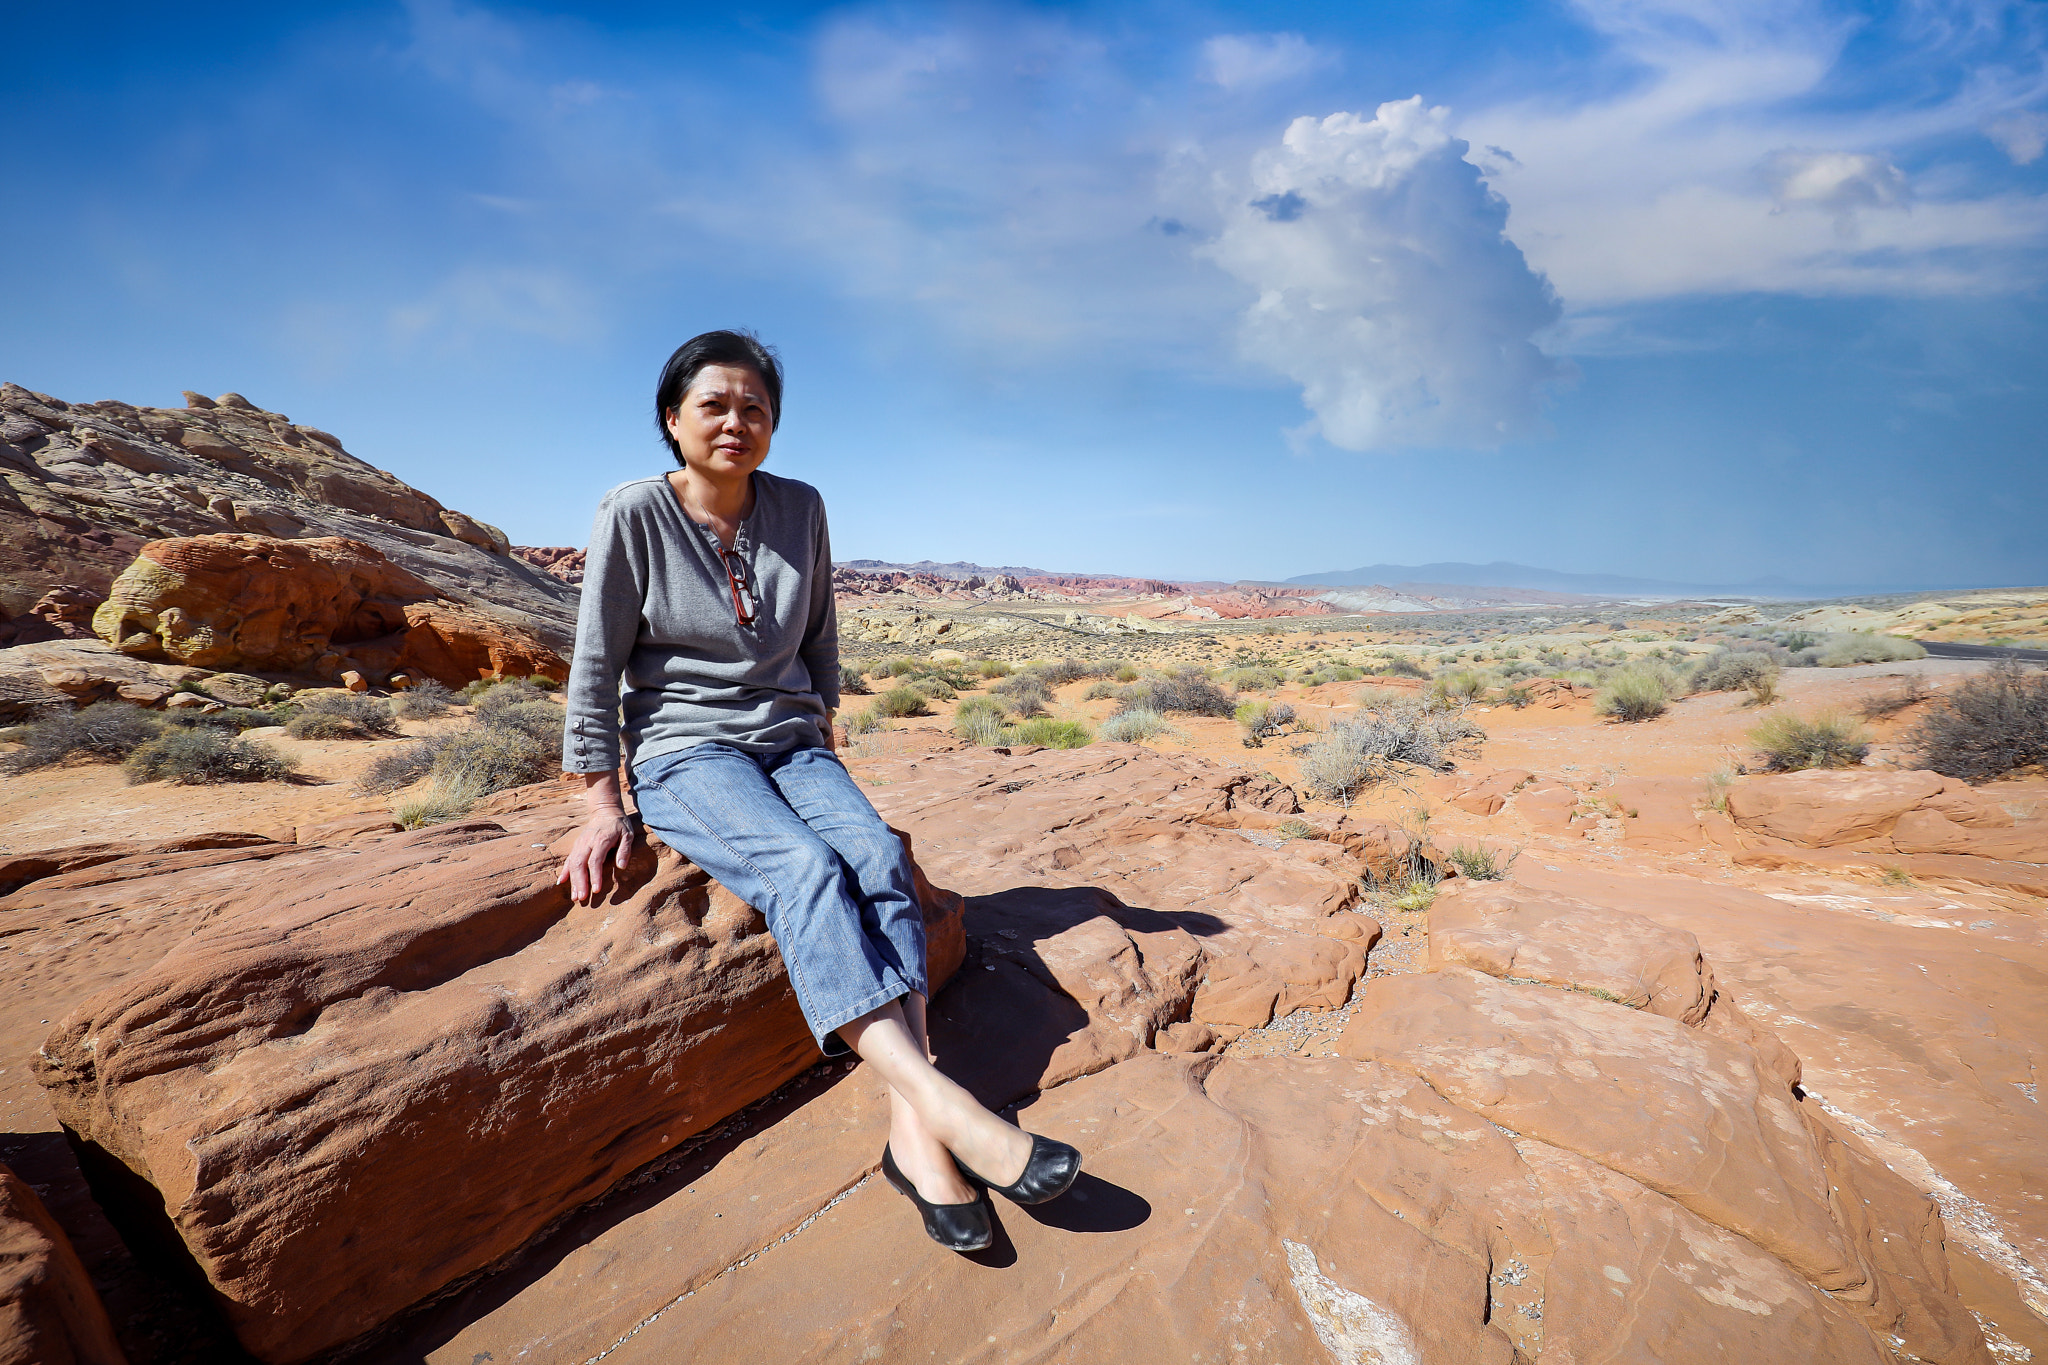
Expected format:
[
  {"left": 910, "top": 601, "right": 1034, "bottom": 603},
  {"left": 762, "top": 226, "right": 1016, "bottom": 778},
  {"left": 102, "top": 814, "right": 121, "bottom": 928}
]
[
  {"left": 881, "top": 1145, "right": 994, "bottom": 1252},
  {"left": 954, "top": 1133, "right": 1082, "bottom": 1206}
]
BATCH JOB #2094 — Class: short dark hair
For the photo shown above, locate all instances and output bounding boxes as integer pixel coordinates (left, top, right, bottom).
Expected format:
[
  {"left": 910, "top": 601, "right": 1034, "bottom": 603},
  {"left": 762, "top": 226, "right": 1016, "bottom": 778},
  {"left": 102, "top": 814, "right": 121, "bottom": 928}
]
[{"left": 654, "top": 330, "right": 784, "bottom": 464}]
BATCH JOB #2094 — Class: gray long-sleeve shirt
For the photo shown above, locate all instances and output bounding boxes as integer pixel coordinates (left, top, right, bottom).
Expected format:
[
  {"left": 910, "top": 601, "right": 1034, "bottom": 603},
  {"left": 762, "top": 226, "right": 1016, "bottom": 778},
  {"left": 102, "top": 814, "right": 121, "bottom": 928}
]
[{"left": 561, "top": 470, "right": 840, "bottom": 775}]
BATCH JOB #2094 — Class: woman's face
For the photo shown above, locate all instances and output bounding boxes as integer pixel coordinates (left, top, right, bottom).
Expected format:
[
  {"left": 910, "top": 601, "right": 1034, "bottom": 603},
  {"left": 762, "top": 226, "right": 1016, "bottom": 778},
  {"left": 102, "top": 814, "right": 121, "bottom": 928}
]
[{"left": 665, "top": 364, "right": 773, "bottom": 480}]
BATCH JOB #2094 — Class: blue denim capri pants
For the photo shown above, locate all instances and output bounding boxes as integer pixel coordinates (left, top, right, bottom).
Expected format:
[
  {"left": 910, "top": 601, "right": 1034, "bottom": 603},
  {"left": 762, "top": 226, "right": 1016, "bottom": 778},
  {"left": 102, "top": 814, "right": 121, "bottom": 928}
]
[{"left": 630, "top": 742, "right": 928, "bottom": 1057}]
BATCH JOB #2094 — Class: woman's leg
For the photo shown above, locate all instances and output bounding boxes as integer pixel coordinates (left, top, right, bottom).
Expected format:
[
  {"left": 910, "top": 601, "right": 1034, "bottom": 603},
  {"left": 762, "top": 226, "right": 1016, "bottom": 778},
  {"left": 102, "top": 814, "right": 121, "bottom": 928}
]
[
  {"left": 632, "top": 745, "right": 916, "bottom": 1057},
  {"left": 841, "top": 993, "right": 1032, "bottom": 1206}
]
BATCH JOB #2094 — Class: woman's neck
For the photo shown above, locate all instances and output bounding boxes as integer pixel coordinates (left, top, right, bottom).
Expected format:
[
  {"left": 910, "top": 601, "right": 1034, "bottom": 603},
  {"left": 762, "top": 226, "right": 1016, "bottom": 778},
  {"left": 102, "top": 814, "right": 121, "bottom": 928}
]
[{"left": 668, "top": 467, "right": 755, "bottom": 534}]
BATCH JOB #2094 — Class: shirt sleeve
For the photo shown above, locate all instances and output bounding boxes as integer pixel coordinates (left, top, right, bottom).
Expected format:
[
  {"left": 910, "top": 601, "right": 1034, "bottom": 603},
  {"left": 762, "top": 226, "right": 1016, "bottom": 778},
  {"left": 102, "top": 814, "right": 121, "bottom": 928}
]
[
  {"left": 800, "top": 498, "right": 841, "bottom": 710},
  {"left": 561, "top": 493, "right": 646, "bottom": 774}
]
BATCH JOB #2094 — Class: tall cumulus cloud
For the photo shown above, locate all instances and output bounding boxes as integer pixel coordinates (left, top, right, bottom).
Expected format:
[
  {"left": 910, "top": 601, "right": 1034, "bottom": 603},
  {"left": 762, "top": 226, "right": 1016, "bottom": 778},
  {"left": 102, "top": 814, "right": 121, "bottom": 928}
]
[{"left": 1204, "top": 98, "right": 1566, "bottom": 451}]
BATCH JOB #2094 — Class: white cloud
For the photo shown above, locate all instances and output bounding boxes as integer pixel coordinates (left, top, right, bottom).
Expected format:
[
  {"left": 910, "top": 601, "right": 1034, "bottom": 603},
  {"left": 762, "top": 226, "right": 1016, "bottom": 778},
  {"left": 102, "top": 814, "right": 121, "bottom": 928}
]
[
  {"left": 1203, "top": 100, "right": 1566, "bottom": 451},
  {"left": 1460, "top": 0, "right": 2048, "bottom": 307},
  {"left": 1987, "top": 109, "right": 2048, "bottom": 164},
  {"left": 1202, "top": 33, "right": 1327, "bottom": 91}
]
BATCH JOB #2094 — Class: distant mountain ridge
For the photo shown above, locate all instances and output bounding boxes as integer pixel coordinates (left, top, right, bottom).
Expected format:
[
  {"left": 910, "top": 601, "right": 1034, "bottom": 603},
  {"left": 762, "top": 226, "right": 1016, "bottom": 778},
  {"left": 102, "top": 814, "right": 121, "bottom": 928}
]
[
  {"left": 836, "top": 558, "right": 1057, "bottom": 580},
  {"left": 1281, "top": 561, "right": 1992, "bottom": 599}
]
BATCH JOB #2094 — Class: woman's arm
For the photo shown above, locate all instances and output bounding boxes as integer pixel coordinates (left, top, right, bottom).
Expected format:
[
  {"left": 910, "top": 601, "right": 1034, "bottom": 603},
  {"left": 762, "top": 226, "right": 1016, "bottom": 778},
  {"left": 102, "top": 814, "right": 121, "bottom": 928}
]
[
  {"left": 557, "top": 491, "right": 646, "bottom": 900},
  {"left": 798, "top": 498, "right": 841, "bottom": 724},
  {"left": 557, "top": 770, "right": 634, "bottom": 902}
]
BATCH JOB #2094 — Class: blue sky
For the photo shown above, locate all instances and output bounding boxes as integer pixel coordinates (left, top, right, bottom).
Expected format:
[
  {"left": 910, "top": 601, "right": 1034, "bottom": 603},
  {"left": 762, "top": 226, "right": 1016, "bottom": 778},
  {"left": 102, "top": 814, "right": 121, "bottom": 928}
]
[{"left": 4, "top": 1, "right": 2044, "bottom": 587}]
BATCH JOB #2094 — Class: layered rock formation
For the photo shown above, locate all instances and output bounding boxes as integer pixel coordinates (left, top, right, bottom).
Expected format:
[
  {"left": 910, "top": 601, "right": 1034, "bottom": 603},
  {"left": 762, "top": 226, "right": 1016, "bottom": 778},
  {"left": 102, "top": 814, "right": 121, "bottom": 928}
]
[
  {"left": 0, "top": 1164, "right": 125, "bottom": 1365},
  {"left": 32, "top": 799, "right": 963, "bottom": 1362},
  {"left": 93, "top": 534, "right": 565, "bottom": 688},
  {"left": 0, "top": 384, "right": 574, "bottom": 652}
]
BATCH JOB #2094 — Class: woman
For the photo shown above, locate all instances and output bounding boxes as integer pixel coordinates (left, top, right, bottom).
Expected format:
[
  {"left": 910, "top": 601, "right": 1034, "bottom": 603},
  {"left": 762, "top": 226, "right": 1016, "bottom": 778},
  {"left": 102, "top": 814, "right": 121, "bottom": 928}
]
[{"left": 555, "top": 330, "right": 1078, "bottom": 1253}]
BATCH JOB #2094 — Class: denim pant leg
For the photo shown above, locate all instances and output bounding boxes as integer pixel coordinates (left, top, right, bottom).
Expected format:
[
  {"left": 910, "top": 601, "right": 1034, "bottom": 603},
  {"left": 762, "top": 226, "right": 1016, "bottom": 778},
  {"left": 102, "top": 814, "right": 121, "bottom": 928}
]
[
  {"left": 631, "top": 744, "right": 915, "bottom": 1056},
  {"left": 763, "top": 746, "right": 928, "bottom": 1002}
]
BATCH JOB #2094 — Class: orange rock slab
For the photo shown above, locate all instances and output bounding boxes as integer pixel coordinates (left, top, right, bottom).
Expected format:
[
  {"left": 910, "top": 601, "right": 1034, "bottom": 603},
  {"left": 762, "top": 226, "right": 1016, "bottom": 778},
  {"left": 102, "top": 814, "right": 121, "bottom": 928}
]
[
  {"left": 32, "top": 797, "right": 964, "bottom": 1364},
  {"left": 0, "top": 1165, "right": 125, "bottom": 1365}
]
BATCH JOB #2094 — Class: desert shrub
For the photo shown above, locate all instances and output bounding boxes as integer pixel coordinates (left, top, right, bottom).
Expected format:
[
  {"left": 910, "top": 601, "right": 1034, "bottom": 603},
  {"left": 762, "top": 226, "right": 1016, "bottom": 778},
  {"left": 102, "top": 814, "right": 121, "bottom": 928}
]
[
  {"left": 837, "top": 663, "right": 871, "bottom": 696},
  {"left": 428, "top": 724, "right": 558, "bottom": 798},
  {"left": 1115, "top": 668, "right": 1233, "bottom": 718},
  {"left": 1112, "top": 663, "right": 1140, "bottom": 683},
  {"left": 288, "top": 691, "right": 399, "bottom": 740},
  {"left": 1446, "top": 843, "right": 1516, "bottom": 881},
  {"left": 481, "top": 699, "right": 563, "bottom": 746},
  {"left": 1690, "top": 650, "right": 1779, "bottom": 695},
  {"left": 1908, "top": 662, "right": 2048, "bottom": 782},
  {"left": 1702, "top": 765, "right": 1736, "bottom": 813},
  {"left": 951, "top": 696, "right": 1008, "bottom": 745},
  {"left": 1371, "top": 657, "right": 1427, "bottom": 679},
  {"left": 394, "top": 789, "right": 477, "bottom": 830},
  {"left": 992, "top": 673, "right": 1052, "bottom": 718},
  {"left": 391, "top": 679, "right": 456, "bottom": 720},
  {"left": 1082, "top": 680, "right": 1119, "bottom": 701},
  {"left": 846, "top": 706, "right": 892, "bottom": 735},
  {"left": 1298, "top": 665, "right": 1363, "bottom": 688},
  {"left": 473, "top": 678, "right": 550, "bottom": 717},
  {"left": 356, "top": 736, "right": 452, "bottom": 794},
  {"left": 1389, "top": 876, "right": 1439, "bottom": 912},
  {"left": 1858, "top": 676, "right": 1929, "bottom": 720},
  {"left": 124, "top": 728, "right": 298, "bottom": 785},
  {"left": 1353, "top": 686, "right": 1410, "bottom": 709},
  {"left": 1816, "top": 633, "right": 1926, "bottom": 667},
  {"left": 1223, "top": 666, "right": 1286, "bottom": 693},
  {"left": 159, "top": 706, "right": 281, "bottom": 733},
  {"left": 6, "top": 702, "right": 162, "bottom": 772},
  {"left": 1276, "top": 818, "right": 1316, "bottom": 840},
  {"left": 1749, "top": 710, "right": 1871, "bottom": 771},
  {"left": 974, "top": 659, "right": 1013, "bottom": 679},
  {"left": 1009, "top": 717, "right": 1092, "bottom": 749},
  {"left": 1428, "top": 669, "right": 1489, "bottom": 705},
  {"left": 1027, "top": 658, "right": 1104, "bottom": 687},
  {"left": 908, "top": 677, "right": 957, "bottom": 702},
  {"left": 886, "top": 658, "right": 919, "bottom": 678},
  {"left": 875, "top": 685, "right": 931, "bottom": 718},
  {"left": 1099, "top": 708, "right": 1172, "bottom": 743},
  {"left": 1594, "top": 667, "right": 1671, "bottom": 723},
  {"left": 1234, "top": 699, "right": 1296, "bottom": 743},
  {"left": 1295, "top": 702, "right": 1486, "bottom": 804}
]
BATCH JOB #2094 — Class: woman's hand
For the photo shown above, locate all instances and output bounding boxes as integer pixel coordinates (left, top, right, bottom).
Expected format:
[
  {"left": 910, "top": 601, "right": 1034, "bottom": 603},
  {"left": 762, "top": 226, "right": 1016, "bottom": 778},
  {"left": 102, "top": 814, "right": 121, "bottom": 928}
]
[{"left": 557, "top": 772, "right": 635, "bottom": 903}]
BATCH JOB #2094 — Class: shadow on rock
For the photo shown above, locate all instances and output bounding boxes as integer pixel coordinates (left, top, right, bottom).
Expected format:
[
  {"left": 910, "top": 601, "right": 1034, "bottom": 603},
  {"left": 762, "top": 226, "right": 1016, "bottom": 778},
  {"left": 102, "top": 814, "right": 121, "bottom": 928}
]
[{"left": 1021, "top": 1174, "right": 1151, "bottom": 1235}]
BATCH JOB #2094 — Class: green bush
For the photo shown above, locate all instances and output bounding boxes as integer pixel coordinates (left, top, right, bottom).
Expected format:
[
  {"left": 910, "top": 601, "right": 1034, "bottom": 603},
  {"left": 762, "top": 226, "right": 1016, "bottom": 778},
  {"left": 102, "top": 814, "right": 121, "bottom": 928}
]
[
  {"left": 909, "top": 677, "right": 957, "bottom": 702},
  {"left": 1078, "top": 679, "right": 1116, "bottom": 701},
  {"left": 974, "top": 659, "right": 1013, "bottom": 679},
  {"left": 838, "top": 664, "right": 871, "bottom": 696},
  {"left": 951, "top": 696, "right": 1007, "bottom": 745},
  {"left": 1099, "top": 708, "right": 1172, "bottom": 743},
  {"left": 1223, "top": 666, "right": 1285, "bottom": 692},
  {"left": 394, "top": 789, "right": 478, "bottom": 830},
  {"left": 1748, "top": 710, "right": 1871, "bottom": 771},
  {"left": 1446, "top": 843, "right": 1515, "bottom": 881},
  {"left": 1112, "top": 663, "right": 1140, "bottom": 683},
  {"left": 391, "top": 679, "right": 456, "bottom": 720},
  {"left": 1353, "top": 686, "right": 1410, "bottom": 710},
  {"left": 124, "top": 728, "right": 298, "bottom": 785},
  {"left": 1594, "top": 667, "right": 1672, "bottom": 723},
  {"left": 356, "top": 736, "right": 451, "bottom": 795},
  {"left": 1028, "top": 658, "right": 1107, "bottom": 687},
  {"left": 1815, "top": 633, "right": 1926, "bottom": 667},
  {"left": 1909, "top": 662, "right": 2048, "bottom": 782},
  {"left": 1009, "top": 717, "right": 1092, "bottom": 749},
  {"left": 1298, "top": 665, "right": 1363, "bottom": 688},
  {"left": 1372, "top": 658, "right": 1428, "bottom": 679},
  {"left": 1428, "top": 668, "right": 1489, "bottom": 705},
  {"left": 846, "top": 706, "right": 892, "bottom": 735},
  {"left": 1234, "top": 699, "right": 1296, "bottom": 742},
  {"left": 481, "top": 700, "right": 562, "bottom": 745},
  {"left": 873, "top": 685, "right": 930, "bottom": 718},
  {"left": 6, "top": 702, "right": 162, "bottom": 772}
]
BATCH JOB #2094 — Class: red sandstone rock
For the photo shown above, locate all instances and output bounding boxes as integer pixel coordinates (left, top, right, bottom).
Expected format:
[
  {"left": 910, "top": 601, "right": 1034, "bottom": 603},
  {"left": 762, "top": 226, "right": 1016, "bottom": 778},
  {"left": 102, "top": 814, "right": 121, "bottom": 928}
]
[
  {"left": 1727, "top": 769, "right": 1951, "bottom": 846},
  {"left": 33, "top": 797, "right": 965, "bottom": 1363},
  {"left": 90, "top": 534, "right": 565, "bottom": 688},
  {"left": 1428, "top": 879, "right": 1716, "bottom": 1022},
  {"left": 0, "top": 1165, "right": 125, "bottom": 1365}
]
